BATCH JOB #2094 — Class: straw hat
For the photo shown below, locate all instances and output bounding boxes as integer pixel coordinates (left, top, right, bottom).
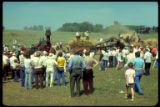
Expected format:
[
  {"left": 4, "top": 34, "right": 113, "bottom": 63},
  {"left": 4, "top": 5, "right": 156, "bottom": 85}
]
[{"left": 48, "top": 53, "right": 53, "bottom": 57}]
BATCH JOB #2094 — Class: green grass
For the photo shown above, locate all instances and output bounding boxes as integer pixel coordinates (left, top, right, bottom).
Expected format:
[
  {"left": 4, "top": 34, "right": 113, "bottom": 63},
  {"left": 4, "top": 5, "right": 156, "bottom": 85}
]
[{"left": 2, "top": 30, "right": 158, "bottom": 106}]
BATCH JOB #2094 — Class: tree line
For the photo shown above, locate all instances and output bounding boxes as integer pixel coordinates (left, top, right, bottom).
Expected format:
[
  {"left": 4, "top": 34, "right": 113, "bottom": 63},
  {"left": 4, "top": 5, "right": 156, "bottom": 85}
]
[
  {"left": 24, "top": 25, "right": 45, "bottom": 31},
  {"left": 56, "top": 21, "right": 158, "bottom": 33},
  {"left": 57, "top": 22, "right": 103, "bottom": 32}
]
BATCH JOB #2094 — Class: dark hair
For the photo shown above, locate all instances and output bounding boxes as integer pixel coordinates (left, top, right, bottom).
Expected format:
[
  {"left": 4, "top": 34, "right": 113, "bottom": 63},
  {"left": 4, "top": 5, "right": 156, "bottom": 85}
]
[
  {"left": 135, "top": 51, "right": 140, "bottom": 57},
  {"left": 58, "top": 51, "right": 62, "bottom": 57},
  {"left": 25, "top": 53, "right": 30, "bottom": 59},
  {"left": 129, "top": 48, "right": 133, "bottom": 53},
  {"left": 74, "top": 50, "right": 79, "bottom": 55},
  {"left": 128, "top": 62, "right": 133, "bottom": 68},
  {"left": 85, "top": 51, "right": 90, "bottom": 56}
]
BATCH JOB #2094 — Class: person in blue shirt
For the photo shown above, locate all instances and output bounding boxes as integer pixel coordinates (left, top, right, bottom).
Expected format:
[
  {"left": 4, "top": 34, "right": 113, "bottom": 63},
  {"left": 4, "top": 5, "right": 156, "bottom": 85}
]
[
  {"left": 68, "top": 50, "right": 86, "bottom": 97},
  {"left": 132, "top": 51, "right": 145, "bottom": 95}
]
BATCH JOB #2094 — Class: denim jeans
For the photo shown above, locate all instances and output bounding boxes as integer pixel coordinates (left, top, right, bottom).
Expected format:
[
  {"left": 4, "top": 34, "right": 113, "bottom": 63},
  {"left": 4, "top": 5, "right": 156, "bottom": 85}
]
[
  {"left": 53, "top": 68, "right": 57, "bottom": 81},
  {"left": 46, "top": 70, "right": 54, "bottom": 87},
  {"left": 20, "top": 67, "right": 25, "bottom": 86},
  {"left": 14, "top": 70, "right": 19, "bottom": 82},
  {"left": 134, "top": 71, "right": 143, "bottom": 94},
  {"left": 115, "top": 57, "right": 117, "bottom": 67},
  {"left": 99, "top": 61, "right": 104, "bottom": 71},
  {"left": 156, "top": 59, "right": 158, "bottom": 69},
  {"left": 103, "top": 60, "right": 108, "bottom": 68},
  {"left": 57, "top": 67, "right": 66, "bottom": 86},
  {"left": 31, "top": 69, "right": 34, "bottom": 83},
  {"left": 25, "top": 68, "right": 32, "bottom": 89}
]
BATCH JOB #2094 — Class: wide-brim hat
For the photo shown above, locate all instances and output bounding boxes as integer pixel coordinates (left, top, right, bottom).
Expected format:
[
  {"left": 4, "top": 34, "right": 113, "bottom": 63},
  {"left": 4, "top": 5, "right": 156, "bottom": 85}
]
[{"left": 48, "top": 53, "right": 53, "bottom": 57}]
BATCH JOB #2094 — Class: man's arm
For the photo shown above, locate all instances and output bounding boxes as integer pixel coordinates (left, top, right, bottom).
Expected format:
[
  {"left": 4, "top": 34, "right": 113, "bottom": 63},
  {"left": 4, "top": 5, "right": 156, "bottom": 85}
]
[
  {"left": 92, "top": 59, "right": 98, "bottom": 69},
  {"left": 81, "top": 58, "right": 86, "bottom": 71}
]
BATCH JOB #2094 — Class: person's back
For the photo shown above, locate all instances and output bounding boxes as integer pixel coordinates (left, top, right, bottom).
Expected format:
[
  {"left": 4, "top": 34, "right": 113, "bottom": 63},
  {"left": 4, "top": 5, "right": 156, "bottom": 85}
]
[
  {"left": 103, "top": 52, "right": 108, "bottom": 61},
  {"left": 24, "top": 58, "right": 32, "bottom": 69},
  {"left": 125, "top": 62, "right": 135, "bottom": 101},
  {"left": 133, "top": 56, "right": 144, "bottom": 71},
  {"left": 3, "top": 54, "right": 9, "bottom": 65},
  {"left": 45, "top": 57, "right": 57, "bottom": 71},
  {"left": 125, "top": 68, "right": 135, "bottom": 84},
  {"left": 144, "top": 51, "right": 152, "bottom": 63},
  {"left": 84, "top": 56, "right": 96, "bottom": 69},
  {"left": 32, "top": 56, "right": 43, "bottom": 69},
  {"left": 57, "top": 56, "right": 65, "bottom": 67}
]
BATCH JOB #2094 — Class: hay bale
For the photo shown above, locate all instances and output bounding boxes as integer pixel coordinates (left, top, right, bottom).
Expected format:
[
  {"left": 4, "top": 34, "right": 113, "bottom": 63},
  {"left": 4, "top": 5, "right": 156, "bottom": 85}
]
[
  {"left": 144, "top": 38, "right": 158, "bottom": 48},
  {"left": 68, "top": 38, "right": 95, "bottom": 49}
]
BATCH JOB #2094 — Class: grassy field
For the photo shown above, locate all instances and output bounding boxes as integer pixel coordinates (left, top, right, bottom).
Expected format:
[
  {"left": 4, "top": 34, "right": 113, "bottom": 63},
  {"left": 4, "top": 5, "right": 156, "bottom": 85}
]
[
  {"left": 2, "top": 30, "right": 159, "bottom": 106},
  {"left": 3, "top": 30, "right": 158, "bottom": 50}
]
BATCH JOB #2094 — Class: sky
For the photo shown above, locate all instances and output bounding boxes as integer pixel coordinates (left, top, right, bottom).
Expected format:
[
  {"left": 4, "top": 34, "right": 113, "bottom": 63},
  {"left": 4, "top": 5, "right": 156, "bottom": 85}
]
[{"left": 3, "top": 2, "right": 158, "bottom": 31}]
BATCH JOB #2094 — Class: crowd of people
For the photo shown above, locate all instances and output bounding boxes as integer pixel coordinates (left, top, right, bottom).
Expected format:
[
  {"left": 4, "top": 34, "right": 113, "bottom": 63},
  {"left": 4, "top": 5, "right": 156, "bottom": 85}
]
[
  {"left": 98, "top": 44, "right": 158, "bottom": 101},
  {"left": 2, "top": 38, "right": 158, "bottom": 100}
]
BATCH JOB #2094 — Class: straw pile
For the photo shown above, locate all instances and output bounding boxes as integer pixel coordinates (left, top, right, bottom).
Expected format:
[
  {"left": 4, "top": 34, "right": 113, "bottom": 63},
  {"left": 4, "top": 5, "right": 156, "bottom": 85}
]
[{"left": 68, "top": 37, "right": 95, "bottom": 49}]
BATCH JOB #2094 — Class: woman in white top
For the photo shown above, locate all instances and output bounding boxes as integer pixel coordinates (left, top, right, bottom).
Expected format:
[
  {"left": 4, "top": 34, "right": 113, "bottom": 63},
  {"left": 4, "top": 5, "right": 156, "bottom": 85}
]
[{"left": 44, "top": 53, "right": 57, "bottom": 87}]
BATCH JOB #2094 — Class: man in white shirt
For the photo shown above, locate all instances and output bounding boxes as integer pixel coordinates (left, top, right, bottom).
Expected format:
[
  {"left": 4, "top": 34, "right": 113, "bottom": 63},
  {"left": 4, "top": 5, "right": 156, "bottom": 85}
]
[
  {"left": 102, "top": 50, "right": 109, "bottom": 71},
  {"left": 40, "top": 51, "right": 48, "bottom": 81},
  {"left": 108, "top": 48, "right": 114, "bottom": 68},
  {"left": 3, "top": 52, "right": 9, "bottom": 80},
  {"left": 144, "top": 49, "right": 152, "bottom": 76},
  {"left": 10, "top": 53, "right": 19, "bottom": 82},
  {"left": 31, "top": 51, "right": 44, "bottom": 89},
  {"left": 19, "top": 51, "right": 26, "bottom": 86}
]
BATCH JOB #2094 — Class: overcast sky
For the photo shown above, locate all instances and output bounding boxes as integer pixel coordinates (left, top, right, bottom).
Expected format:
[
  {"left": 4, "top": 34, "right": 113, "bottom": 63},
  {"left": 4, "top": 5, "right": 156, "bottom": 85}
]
[{"left": 3, "top": 2, "right": 158, "bottom": 31}]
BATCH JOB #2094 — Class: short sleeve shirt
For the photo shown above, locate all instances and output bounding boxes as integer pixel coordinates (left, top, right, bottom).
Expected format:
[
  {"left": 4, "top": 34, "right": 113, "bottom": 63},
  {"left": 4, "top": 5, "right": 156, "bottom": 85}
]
[
  {"left": 125, "top": 69, "right": 135, "bottom": 84},
  {"left": 144, "top": 52, "right": 152, "bottom": 63},
  {"left": 84, "top": 56, "right": 96, "bottom": 69}
]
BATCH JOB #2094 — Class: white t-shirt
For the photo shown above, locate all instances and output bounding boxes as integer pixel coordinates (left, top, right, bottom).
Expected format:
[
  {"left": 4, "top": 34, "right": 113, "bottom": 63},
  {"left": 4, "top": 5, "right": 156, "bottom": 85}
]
[
  {"left": 103, "top": 52, "right": 109, "bottom": 60},
  {"left": 3, "top": 55, "right": 9, "bottom": 65},
  {"left": 31, "top": 57, "right": 43, "bottom": 69},
  {"left": 10, "top": 56, "right": 18, "bottom": 68},
  {"left": 125, "top": 69, "right": 135, "bottom": 84},
  {"left": 44, "top": 57, "right": 57, "bottom": 71},
  {"left": 125, "top": 53, "right": 135, "bottom": 67},
  {"left": 19, "top": 55, "right": 25, "bottom": 66},
  {"left": 156, "top": 52, "right": 158, "bottom": 59},
  {"left": 144, "top": 51, "right": 152, "bottom": 63},
  {"left": 24, "top": 58, "right": 33, "bottom": 69}
]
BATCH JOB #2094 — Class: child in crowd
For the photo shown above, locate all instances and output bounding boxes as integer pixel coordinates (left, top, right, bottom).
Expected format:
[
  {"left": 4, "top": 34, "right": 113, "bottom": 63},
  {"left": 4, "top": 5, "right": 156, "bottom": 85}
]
[{"left": 125, "top": 62, "right": 135, "bottom": 101}]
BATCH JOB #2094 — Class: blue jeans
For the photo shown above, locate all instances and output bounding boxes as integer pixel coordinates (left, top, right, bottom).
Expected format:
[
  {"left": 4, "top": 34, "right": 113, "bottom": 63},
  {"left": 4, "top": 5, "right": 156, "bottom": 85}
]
[
  {"left": 103, "top": 60, "right": 108, "bottom": 68},
  {"left": 20, "top": 67, "right": 25, "bottom": 86},
  {"left": 156, "top": 59, "right": 158, "bottom": 69},
  {"left": 57, "top": 67, "right": 66, "bottom": 86},
  {"left": 134, "top": 71, "right": 143, "bottom": 94},
  {"left": 99, "top": 61, "right": 104, "bottom": 71},
  {"left": 53, "top": 68, "right": 57, "bottom": 81},
  {"left": 14, "top": 70, "right": 19, "bottom": 82},
  {"left": 25, "top": 68, "right": 32, "bottom": 89},
  {"left": 115, "top": 57, "right": 117, "bottom": 67},
  {"left": 31, "top": 69, "right": 34, "bottom": 83}
]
